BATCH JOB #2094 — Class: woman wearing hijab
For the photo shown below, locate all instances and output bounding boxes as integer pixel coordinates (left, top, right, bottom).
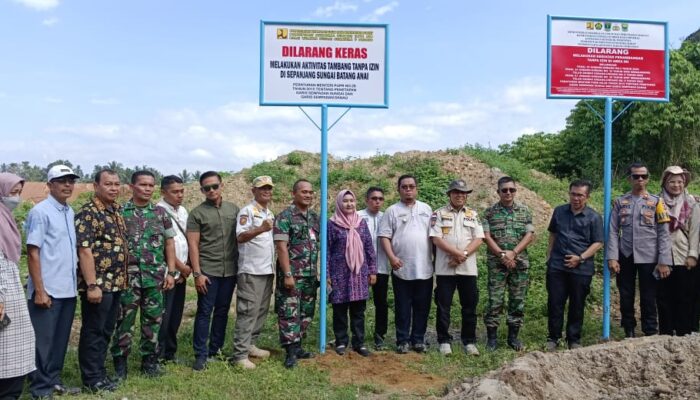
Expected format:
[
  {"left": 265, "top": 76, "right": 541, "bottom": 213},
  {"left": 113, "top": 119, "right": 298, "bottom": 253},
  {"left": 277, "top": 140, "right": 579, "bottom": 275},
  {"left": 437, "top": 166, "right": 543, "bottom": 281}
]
[
  {"left": 327, "top": 189, "right": 377, "bottom": 356},
  {"left": 656, "top": 166, "right": 700, "bottom": 336},
  {"left": 0, "top": 173, "right": 35, "bottom": 399}
]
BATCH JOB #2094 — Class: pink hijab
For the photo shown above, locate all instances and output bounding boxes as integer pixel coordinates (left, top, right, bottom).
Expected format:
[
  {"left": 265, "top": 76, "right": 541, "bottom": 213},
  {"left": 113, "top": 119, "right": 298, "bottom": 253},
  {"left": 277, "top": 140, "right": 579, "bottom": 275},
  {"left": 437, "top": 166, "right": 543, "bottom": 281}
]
[
  {"left": 330, "top": 189, "right": 364, "bottom": 274},
  {"left": 0, "top": 173, "right": 24, "bottom": 264}
]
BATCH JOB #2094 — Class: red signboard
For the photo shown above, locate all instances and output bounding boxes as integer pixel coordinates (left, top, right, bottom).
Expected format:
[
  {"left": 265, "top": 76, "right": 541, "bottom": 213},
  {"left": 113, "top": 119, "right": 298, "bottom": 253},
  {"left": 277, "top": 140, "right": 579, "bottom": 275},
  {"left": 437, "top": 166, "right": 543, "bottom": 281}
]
[{"left": 548, "top": 17, "right": 668, "bottom": 100}]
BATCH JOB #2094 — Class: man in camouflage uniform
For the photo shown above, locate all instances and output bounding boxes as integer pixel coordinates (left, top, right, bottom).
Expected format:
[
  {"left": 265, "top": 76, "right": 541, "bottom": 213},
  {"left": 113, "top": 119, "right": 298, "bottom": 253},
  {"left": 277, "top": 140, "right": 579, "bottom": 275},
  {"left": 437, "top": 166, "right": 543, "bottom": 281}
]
[
  {"left": 273, "top": 179, "right": 320, "bottom": 368},
  {"left": 482, "top": 176, "right": 535, "bottom": 351},
  {"left": 111, "top": 171, "right": 177, "bottom": 379}
]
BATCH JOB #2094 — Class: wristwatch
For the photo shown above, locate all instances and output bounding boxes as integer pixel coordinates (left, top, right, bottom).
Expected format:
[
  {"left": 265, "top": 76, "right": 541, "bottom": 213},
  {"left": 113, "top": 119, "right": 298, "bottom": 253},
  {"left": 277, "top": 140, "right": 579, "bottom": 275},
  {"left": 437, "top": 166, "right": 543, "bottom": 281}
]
[
  {"left": 579, "top": 255, "right": 587, "bottom": 263},
  {"left": 284, "top": 271, "right": 293, "bottom": 278},
  {"left": 192, "top": 271, "right": 202, "bottom": 278},
  {"left": 168, "top": 270, "right": 181, "bottom": 280},
  {"left": 87, "top": 283, "right": 98, "bottom": 291},
  {"left": 499, "top": 251, "right": 506, "bottom": 259},
  {"left": 463, "top": 250, "right": 469, "bottom": 257}
]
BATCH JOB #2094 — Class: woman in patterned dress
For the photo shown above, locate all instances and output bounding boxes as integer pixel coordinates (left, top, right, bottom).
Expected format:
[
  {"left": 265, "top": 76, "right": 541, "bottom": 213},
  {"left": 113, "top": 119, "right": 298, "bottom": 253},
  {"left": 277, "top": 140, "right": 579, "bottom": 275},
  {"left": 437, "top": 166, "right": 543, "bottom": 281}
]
[
  {"left": 327, "top": 189, "right": 377, "bottom": 357},
  {"left": 0, "top": 173, "right": 35, "bottom": 399}
]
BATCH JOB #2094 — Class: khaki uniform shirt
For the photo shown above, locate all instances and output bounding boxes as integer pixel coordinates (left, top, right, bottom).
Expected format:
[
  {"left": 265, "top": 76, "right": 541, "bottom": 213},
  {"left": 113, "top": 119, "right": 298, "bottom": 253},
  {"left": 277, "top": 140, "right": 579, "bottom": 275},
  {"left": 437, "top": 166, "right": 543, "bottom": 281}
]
[{"left": 429, "top": 204, "right": 484, "bottom": 276}]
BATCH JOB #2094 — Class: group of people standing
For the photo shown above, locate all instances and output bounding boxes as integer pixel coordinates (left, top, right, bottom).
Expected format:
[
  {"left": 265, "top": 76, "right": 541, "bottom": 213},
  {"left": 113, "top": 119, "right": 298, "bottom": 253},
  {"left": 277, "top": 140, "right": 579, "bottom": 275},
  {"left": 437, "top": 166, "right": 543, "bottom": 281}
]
[{"left": 1, "top": 161, "right": 699, "bottom": 399}]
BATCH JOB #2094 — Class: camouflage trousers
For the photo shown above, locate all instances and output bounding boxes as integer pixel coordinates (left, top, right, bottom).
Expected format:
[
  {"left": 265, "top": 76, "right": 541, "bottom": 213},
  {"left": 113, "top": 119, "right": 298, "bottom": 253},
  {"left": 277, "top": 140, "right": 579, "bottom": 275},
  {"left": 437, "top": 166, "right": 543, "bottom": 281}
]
[
  {"left": 110, "top": 285, "right": 164, "bottom": 358},
  {"left": 275, "top": 276, "right": 317, "bottom": 346},
  {"left": 483, "top": 257, "right": 530, "bottom": 328}
]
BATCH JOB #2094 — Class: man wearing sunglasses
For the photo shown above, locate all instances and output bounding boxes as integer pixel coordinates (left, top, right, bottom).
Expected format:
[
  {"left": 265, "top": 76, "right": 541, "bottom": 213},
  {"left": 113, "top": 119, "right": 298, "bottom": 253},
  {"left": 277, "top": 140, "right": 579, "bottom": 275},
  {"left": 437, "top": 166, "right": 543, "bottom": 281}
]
[
  {"left": 607, "top": 162, "right": 672, "bottom": 338},
  {"left": 482, "top": 176, "right": 535, "bottom": 351},
  {"left": 25, "top": 165, "right": 81, "bottom": 398},
  {"left": 357, "top": 187, "right": 389, "bottom": 350},
  {"left": 186, "top": 171, "right": 240, "bottom": 371}
]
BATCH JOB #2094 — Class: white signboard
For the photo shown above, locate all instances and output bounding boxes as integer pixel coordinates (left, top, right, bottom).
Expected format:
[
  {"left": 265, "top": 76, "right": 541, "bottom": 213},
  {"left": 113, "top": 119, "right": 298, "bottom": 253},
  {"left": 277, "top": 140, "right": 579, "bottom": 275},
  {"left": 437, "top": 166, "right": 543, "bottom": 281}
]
[{"left": 260, "top": 22, "right": 388, "bottom": 107}]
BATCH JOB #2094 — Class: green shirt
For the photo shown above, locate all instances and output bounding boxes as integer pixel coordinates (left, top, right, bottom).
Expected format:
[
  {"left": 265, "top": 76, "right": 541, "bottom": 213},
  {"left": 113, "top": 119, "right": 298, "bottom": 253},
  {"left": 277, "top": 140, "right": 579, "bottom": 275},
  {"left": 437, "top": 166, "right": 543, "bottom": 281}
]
[
  {"left": 482, "top": 201, "right": 534, "bottom": 255},
  {"left": 122, "top": 200, "right": 177, "bottom": 288},
  {"left": 273, "top": 205, "right": 320, "bottom": 277},
  {"left": 187, "top": 199, "right": 239, "bottom": 277}
]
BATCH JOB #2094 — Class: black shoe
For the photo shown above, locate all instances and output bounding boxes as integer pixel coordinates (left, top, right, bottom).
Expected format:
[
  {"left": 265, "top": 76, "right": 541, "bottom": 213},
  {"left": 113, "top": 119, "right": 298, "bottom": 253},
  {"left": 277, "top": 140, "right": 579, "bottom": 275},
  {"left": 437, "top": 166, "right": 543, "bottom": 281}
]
[
  {"left": 113, "top": 356, "right": 127, "bottom": 382},
  {"left": 159, "top": 354, "right": 176, "bottom": 364},
  {"left": 354, "top": 346, "right": 371, "bottom": 357},
  {"left": 296, "top": 346, "right": 315, "bottom": 359},
  {"left": 141, "top": 356, "right": 164, "bottom": 378},
  {"left": 374, "top": 340, "right": 386, "bottom": 351},
  {"left": 486, "top": 327, "right": 498, "bottom": 351},
  {"left": 52, "top": 384, "right": 81, "bottom": 395},
  {"left": 284, "top": 344, "right": 298, "bottom": 369},
  {"left": 192, "top": 357, "right": 207, "bottom": 371},
  {"left": 624, "top": 328, "right": 636, "bottom": 338},
  {"left": 335, "top": 344, "right": 347, "bottom": 355},
  {"left": 412, "top": 343, "right": 426, "bottom": 353},
  {"left": 507, "top": 325, "right": 524, "bottom": 351},
  {"left": 84, "top": 378, "right": 117, "bottom": 393}
]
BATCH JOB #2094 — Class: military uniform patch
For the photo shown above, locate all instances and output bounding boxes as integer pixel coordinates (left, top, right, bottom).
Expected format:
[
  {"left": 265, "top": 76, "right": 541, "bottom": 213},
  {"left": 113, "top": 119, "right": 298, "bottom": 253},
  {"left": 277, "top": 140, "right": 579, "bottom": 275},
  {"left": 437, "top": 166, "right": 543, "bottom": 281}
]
[{"left": 240, "top": 215, "right": 248, "bottom": 225}]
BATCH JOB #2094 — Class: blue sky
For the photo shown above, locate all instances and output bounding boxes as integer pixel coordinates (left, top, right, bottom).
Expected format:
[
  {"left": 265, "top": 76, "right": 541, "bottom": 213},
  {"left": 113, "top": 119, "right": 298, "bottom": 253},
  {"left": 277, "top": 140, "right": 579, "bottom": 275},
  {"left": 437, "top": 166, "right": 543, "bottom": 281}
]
[{"left": 1, "top": 0, "right": 697, "bottom": 175}]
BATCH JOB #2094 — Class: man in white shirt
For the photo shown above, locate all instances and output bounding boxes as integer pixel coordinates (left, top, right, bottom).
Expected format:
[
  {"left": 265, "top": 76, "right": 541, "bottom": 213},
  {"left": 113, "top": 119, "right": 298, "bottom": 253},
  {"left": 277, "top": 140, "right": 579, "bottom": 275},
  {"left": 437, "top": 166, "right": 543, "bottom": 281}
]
[
  {"left": 379, "top": 175, "right": 433, "bottom": 354},
  {"left": 231, "top": 176, "right": 276, "bottom": 369},
  {"left": 358, "top": 186, "right": 390, "bottom": 349},
  {"left": 156, "top": 175, "right": 191, "bottom": 363}
]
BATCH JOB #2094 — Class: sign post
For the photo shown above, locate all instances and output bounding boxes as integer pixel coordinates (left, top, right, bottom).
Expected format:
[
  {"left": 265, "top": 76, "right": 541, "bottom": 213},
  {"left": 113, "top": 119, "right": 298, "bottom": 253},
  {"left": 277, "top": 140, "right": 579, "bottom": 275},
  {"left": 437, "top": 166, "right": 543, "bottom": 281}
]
[
  {"left": 547, "top": 15, "right": 669, "bottom": 339},
  {"left": 260, "top": 21, "right": 388, "bottom": 353}
]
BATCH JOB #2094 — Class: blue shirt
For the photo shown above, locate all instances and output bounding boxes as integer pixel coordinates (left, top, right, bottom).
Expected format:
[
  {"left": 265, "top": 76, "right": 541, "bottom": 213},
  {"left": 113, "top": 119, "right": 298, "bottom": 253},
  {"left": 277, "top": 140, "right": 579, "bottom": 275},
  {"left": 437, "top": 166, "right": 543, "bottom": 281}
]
[
  {"left": 547, "top": 204, "right": 604, "bottom": 276},
  {"left": 25, "top": 194, "right": 77, "bottom": 298}
]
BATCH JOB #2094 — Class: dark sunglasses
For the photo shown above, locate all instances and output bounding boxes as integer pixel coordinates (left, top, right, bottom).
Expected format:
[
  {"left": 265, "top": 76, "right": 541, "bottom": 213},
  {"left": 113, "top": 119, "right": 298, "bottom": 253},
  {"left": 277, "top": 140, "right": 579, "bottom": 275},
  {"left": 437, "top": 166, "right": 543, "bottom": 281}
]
[
  {"left": 630, "top": 174, "right": 649, "bottom": 180},
  {"left": 400, "top": 185, "right": 416, "bottom": 190},
  {"left": 369, "top": 196, "right": 384, "bottom": 201},
  {"left": 51, "top": 177, "right": 76, "bottom": 184},
  {"left": 500, "top": 188, "right": 517, "bottom": 194},
  {"left": 201, "top": 184, "right": 220, "bottom": 192}
]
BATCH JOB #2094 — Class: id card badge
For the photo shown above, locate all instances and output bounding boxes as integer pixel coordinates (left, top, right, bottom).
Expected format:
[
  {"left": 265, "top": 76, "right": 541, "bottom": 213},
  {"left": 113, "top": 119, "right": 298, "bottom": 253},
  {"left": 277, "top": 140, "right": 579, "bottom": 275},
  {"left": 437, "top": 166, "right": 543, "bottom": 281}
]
[{"left": 309, "top": 228, "right": 317, "bottom": 241}]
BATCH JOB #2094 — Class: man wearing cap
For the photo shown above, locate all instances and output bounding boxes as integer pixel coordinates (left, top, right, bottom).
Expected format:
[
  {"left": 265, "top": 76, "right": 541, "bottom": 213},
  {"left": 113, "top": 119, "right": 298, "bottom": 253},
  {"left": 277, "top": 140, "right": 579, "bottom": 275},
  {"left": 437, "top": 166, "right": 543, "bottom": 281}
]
[
  {"left": 187, "top": 171, "right": 239, "bottom": 371},
  {"left": 111, "top": 170, "right": 177, "bottom": 379},
  {"left": 230, "top": 176, "right": 275, "bottom": 370},
  {"left": 24, "top": 165, "right": 81, "bottom": 398},
  {"left": 430, "top": 179, "right": 484, "bottom": 356},
  {"left": 482, "top": 176, "right": 535, "bottom": 351},
  {"left": 379, "top": 174, "right": 433, "bottom": 354},
  {"left": 608, "top": 162, "right": 672, "bottom": 337},
  {"left": 545, "top": 180, "right": 604, "bottom": 351},
  {"left": 76, "top": 169, "right": 128, "bottom": 392}
]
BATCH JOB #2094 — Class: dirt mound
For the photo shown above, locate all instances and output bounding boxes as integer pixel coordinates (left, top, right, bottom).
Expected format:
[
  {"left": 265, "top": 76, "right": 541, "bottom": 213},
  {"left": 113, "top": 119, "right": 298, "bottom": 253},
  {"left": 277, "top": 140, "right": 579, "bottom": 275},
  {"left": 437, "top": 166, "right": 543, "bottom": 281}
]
[
  {"left": 310, "top": 350, "right": 448, "bottom": 396},
  {"left": 444, "top": 335, "right": 700, "bottom": 400}
]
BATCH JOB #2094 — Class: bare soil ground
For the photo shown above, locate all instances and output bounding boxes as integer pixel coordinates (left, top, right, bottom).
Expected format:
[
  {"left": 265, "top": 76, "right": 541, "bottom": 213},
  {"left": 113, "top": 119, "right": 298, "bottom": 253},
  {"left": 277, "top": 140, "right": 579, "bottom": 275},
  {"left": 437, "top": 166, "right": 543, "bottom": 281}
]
[{"left": 443, "top": 334, "right": 700, "bottom": 400}]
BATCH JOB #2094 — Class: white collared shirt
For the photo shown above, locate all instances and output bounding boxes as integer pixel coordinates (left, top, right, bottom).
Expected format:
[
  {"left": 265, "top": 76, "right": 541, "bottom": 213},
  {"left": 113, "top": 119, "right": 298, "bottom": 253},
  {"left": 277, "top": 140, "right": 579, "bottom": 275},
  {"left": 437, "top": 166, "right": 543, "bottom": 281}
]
[
  {"left": 156, "top": 200, "right": 189, "bottom": 264},
  {"left": 358, "top": 208, "right": 389, "bottom": 274},
  {"left": 378, "top": 200, "right": 433, "bottom": 280},
  {"left": 237, "top": 201, "right": 275, "bottom": 275}
]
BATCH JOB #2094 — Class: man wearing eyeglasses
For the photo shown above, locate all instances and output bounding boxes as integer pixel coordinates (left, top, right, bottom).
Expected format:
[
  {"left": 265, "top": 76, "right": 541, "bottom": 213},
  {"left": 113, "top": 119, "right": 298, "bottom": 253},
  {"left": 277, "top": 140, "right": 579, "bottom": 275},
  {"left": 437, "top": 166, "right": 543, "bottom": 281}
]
[
  {"left": 25, "top": 165, "right": 81, "bottom": 398},
  {"left": 482, "top": 176, "right": 535, "bottom": 351},
  {"left": 607, "top": 162, "right": 672, "bottom": 338},
  {"left": 186, "top": 171, "right": 239, "bottom": 371},
  {"left": 357, "top": 187, "right": 389, "bottom": 350},
  {"left": 545, "top": 180, "right": 603, "bottom": 351},
  {"left": 379, "top": 175, "right": 434, "bottom": 354}
]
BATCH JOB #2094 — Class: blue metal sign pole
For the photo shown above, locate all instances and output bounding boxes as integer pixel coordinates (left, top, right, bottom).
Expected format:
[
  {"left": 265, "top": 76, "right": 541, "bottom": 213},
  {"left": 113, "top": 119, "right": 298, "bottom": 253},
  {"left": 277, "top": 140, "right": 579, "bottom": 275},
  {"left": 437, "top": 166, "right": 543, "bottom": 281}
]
[
  {"left": 319, "top": 105, "right": 329, "bottom": 353},
  {"left": 602, "top": 97, "right": 613, "bottom": 339}
]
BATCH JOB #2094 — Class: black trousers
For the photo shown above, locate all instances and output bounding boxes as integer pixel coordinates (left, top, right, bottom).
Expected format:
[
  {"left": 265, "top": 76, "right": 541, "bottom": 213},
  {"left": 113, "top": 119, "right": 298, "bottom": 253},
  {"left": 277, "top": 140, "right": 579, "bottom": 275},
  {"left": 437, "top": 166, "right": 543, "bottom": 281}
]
[
  {"left": 78, "top": 291, "right": 121, "bottom": 386},
  {"left": 332, "top": 300, "right": 366, "bottom": 348},
  {"left": 159, "top": 280, "right": 186, "bottom": 359},
  {"left": 392, "top": 275, "right": 433, "bottom": 346},
  {"left": 546, "top": 269, "right": 592, "bottom": 344},
  {"left": 434, "top": 275, "right": 478, "bottom": 345},
  {"left": 193, "top": 275, "right": 236, "bottom": 359},
  {"left": 657, "top": 264, "right": 698, "bottom": 336},
  {"left": 0, "top": 375, "right": 26, "bottom": 400},
  {"left": 372, "top": 274, "right": 390, "bottom": 344},
  {"left": 27, "top": 296, "right": 76, "bottom": 397},
  {"left": 616, "top": 255, "right": 658, "bottom": 335}
]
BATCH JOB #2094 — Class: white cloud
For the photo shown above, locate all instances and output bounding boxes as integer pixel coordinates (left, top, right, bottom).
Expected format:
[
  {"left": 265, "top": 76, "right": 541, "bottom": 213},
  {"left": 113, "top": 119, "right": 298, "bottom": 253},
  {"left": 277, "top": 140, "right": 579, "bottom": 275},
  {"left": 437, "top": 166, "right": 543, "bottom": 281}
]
[
  {"left": 12, "top": 0, "right": 59, "bottom": 11},
  {"left": 361, "top": 1, "right": 399, "bottom": 22},
  {"left": 43, "top": 96, "right": 63, "bottom": 104},
  {"left": 190, "top": 148, "right": 214, "bottom": 159},
  {"left": 41, "top": 17, "right": 58, "bottom": 26},
  {"left": 503, "top": 77, "right": 544, "bottom": 104},
  {"left": 90, "top": 97, "right": 119, "bottom": 105},
  {"left": 313, "top": 1, "right": 358, "bottom": 18}
]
